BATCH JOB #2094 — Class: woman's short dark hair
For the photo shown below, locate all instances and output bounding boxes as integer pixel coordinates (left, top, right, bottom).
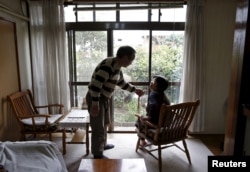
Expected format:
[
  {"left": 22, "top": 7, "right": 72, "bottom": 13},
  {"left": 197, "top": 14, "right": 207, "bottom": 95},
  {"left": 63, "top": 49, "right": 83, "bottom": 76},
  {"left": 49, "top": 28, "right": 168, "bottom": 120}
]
[
  {"left": 116, "top": 46, "right": 136, "bottom": 59},
  {"left": 153, "top": 75, "right": 169, "bottom": 92}
]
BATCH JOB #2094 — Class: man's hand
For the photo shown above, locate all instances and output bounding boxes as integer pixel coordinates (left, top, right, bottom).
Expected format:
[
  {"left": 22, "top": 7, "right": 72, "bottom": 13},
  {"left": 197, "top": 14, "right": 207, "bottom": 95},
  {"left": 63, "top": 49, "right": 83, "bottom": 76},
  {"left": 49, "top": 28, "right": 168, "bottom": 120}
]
[
  {"left": 90, "top": 104, "right": 99, "bottom": 117},
  {"left": 135, "top": 88, "right": 145, "bottom": 97}
]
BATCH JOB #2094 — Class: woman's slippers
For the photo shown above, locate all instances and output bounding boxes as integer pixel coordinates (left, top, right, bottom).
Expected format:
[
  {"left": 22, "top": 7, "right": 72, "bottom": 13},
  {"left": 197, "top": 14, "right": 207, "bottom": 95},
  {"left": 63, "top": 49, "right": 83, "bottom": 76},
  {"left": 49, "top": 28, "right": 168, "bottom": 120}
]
[{"left": 140, "top": 140, "right": 148, "bottom": 147}]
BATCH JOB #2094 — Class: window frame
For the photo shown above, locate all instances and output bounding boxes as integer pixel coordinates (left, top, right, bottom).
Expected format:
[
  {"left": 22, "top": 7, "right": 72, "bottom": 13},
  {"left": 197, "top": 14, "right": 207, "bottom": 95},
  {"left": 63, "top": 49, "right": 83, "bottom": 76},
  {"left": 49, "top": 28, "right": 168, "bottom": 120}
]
[{"left": 65, "top": 3, "right": 186, "bottom": 132}]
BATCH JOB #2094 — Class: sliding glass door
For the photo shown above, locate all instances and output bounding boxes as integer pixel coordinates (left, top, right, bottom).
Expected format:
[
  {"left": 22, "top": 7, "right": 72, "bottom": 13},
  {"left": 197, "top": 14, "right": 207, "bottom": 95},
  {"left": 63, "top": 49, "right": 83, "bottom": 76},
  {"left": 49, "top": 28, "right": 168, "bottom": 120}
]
[
  {"left": 65, "top": 2, "right": 186, "bottom": 132},
  {"left": 112, "top": 30, "right": 149, "bottom": 130},
  {"left": 67, "top": 29, "right": 184, "bottom": 131},
  {"left": 67, "top": 31, "right": 107, "bottom": 108}
]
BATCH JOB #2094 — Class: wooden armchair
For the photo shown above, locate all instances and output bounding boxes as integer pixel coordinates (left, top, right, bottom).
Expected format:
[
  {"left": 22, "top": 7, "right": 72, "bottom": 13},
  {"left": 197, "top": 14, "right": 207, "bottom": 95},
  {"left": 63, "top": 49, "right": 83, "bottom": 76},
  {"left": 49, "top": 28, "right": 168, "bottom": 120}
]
[
  {"left": 135, "top": 99, "right": 200, "bottom": 172},
  {"left": 7, "top": 89, "right": 65, "bottom": 151}
]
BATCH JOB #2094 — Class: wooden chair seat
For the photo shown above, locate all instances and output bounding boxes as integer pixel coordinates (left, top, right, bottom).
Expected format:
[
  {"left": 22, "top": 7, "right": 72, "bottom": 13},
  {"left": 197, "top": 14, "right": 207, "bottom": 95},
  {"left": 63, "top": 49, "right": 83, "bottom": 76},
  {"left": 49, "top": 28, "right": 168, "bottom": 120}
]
[
  {"left": 135, "top": 99, "right": 200, "bottom": 172},
  {"left": 20, "top": 114, "right": 63, "bottom": 125},
  {"left": 22, "top": 123, "right": 58, "bottom": 132}
]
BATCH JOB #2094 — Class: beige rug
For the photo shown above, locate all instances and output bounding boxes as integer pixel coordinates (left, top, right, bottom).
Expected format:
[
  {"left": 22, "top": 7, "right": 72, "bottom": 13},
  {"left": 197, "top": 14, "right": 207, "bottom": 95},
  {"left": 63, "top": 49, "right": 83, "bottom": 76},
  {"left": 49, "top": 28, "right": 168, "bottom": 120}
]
[{"left": 52, "top": 133, "right": 213, "bottom": 172}]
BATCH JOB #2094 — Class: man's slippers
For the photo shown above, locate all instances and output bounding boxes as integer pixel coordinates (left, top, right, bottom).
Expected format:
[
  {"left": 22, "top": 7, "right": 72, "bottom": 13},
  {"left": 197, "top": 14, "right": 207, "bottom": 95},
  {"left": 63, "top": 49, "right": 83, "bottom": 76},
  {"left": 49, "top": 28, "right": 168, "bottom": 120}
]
[{"left": 104, "top": 144, "right": 115, "bottom": 150}]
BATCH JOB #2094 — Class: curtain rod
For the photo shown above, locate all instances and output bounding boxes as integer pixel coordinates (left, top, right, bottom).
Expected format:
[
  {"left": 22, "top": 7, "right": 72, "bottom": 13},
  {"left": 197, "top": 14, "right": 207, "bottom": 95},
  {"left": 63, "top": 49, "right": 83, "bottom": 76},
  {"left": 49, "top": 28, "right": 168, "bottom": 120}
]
[
  {"left": 74, "top": 5, "right": 184, "bottom": 11},
  {"left": 66, "top": 0, "right": 186, "bottom": 3},
  {"left": 65, "top": 0, "right": 187, "bottom": 5}
]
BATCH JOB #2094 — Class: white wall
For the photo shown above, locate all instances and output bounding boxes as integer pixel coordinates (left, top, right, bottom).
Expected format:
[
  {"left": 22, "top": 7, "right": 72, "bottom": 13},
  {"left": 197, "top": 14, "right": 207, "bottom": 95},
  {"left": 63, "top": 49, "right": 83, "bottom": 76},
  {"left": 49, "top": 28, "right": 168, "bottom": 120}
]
[
  {"left": 0, "top": 0, "right": 239, "bottom": 135},
  {"left": 0, "top": 0, "right": 32, "bottom": 90},
  {"left": 0, "top": 0, "right": 32, "bottom": 140},
  {"left": 203, "top": 0, "right": 237, "bottom": 133}
]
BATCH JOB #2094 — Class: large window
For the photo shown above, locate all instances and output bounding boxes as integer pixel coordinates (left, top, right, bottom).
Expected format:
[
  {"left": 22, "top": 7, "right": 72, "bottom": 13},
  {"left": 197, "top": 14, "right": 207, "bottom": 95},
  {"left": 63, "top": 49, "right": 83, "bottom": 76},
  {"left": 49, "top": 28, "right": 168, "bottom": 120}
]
[{"left": 65, "top": 2, "right": 186, "bottom": 131}]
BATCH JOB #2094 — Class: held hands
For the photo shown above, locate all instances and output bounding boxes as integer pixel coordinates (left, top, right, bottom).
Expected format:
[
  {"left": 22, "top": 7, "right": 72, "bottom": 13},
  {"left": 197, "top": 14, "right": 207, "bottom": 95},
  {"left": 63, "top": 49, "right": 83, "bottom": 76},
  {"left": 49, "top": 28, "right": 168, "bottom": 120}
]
[
  {"left": 135, "top": 88, "right": 145, "bottom": 97},
  {"left": 90, "top": 88, "right": 144, "bottom": 117}
]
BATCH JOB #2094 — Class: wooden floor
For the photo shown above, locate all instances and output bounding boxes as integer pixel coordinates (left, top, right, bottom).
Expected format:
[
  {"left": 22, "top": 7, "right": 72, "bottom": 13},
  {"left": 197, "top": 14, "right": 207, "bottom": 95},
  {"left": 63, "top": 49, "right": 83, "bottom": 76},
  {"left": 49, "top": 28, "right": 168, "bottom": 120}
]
[
  {"left": 114, "top": 128, "right": 225, "bottom": 156},
  {"left": 61, "top": 133, "right": 216, "bottom": 172},
  {"left": 189, "top": 134, "right": 224, "bottom": 155}
]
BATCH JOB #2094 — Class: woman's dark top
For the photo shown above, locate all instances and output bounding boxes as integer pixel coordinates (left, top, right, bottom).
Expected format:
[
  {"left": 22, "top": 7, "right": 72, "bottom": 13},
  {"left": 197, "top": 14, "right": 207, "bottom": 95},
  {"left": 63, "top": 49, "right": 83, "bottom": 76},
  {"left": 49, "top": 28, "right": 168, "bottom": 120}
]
[{"left": 146, "top": 91, "right": 170, "bottom": 125}]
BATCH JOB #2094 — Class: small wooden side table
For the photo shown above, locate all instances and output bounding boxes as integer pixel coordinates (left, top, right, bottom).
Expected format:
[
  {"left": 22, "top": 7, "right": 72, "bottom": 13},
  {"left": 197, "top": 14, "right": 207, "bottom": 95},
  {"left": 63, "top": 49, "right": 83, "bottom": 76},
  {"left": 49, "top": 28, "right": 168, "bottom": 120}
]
[
  {"left": 77, "top": 158, "right": 147, "bottom": 172},
  {"left": 59, "top": 109, "right": 90, "bottom": 155}
]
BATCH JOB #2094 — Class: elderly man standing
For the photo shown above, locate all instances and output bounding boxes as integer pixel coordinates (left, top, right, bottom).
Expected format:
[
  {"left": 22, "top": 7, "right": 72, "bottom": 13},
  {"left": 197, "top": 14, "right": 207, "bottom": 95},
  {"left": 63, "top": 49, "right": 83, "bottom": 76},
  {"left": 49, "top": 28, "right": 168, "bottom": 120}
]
[{"left": 86, "top": 45, "right": 144, "bottom": 159}]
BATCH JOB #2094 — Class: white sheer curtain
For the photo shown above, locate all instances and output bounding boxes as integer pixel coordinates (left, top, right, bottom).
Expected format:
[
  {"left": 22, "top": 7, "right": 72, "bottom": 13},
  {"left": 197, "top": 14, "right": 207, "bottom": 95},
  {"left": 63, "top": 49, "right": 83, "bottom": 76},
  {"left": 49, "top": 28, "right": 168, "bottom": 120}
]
[
  {"left": 180, "top": 0, "right": 206, "bottom": 132},
  {"left": 29, "top": 0, "right": 70, "bottom": 112}
]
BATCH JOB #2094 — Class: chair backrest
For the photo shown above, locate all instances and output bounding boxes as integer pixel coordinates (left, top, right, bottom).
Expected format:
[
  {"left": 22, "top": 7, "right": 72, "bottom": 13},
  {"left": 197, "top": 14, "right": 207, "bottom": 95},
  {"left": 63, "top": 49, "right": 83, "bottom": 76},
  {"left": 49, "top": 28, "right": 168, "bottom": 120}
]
[
  {"left": 154, "top": 99, "right": 200, "bottom": 142},
  {"left": 7, "top": 89, "right": 38, "bottom": 121}
]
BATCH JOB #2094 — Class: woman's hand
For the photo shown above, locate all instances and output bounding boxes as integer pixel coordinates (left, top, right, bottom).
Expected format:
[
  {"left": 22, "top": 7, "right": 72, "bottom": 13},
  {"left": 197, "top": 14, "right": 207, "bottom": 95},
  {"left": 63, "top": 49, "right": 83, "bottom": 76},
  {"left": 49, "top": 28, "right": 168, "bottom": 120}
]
[{"left": 140, "top": 115, "right": 149, "bottom": 121}]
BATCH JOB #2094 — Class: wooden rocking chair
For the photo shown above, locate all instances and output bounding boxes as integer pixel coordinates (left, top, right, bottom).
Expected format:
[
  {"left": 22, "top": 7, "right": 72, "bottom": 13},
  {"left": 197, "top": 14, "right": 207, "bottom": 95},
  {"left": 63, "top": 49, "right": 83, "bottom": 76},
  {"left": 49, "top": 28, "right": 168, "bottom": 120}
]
[
  {"left": 135, "top": 99, "right": 200, "bottom": 172},
  {"left": 7, "top": 89, "right": 65, "bottom": 152}
]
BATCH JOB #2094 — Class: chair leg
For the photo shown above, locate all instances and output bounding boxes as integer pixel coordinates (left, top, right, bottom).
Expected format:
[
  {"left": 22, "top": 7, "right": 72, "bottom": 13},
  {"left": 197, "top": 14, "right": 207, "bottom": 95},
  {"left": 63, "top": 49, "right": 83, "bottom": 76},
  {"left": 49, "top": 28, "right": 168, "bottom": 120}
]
[
  {"left": 158, "top": 145, "right": 162, "bottom": 172},
  {"left": 49, "top": 133, "right": 52, "bottom": 141},
  {"left": 135, "top": 137, "right": 141, "bottom": 152},
  {"left": 62, "top": 130, "right": 66, "bottom": 155},
  {"left": 182, "top": 139, "right": 191, "bottom": 164}
]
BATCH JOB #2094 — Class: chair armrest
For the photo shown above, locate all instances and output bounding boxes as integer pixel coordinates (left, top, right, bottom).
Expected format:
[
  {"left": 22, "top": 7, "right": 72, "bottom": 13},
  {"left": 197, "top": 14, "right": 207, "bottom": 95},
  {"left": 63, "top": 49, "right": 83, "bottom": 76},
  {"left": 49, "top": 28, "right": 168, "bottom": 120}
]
[
  {"left": 36, "top": 104, "right": 63, "bottom": 108},
  {"left": 20, "top": 114, "right": 51, "bottom": 119},
  {"left": 35, "top": 104, "right": 64, "bottom": 114},
  {"left": 35, "top": 114, "right": 51, "bottom": 117},
  {"left": 145, "top": 121, "right": 158, "bottom": 129}
]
